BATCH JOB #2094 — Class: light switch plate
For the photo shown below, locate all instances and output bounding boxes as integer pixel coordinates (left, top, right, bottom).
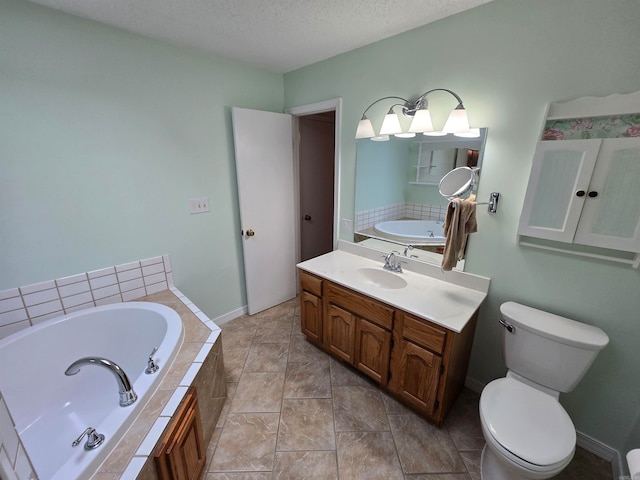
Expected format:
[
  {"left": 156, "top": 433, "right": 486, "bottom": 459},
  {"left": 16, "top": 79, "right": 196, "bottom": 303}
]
[{"left": 189, "top": 197, "right": 210, "bottom": 214}]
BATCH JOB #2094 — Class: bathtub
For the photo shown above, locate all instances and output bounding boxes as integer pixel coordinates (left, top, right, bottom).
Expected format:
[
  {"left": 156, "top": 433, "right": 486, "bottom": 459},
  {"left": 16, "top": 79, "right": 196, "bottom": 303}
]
[
  {"left": 0, "top": 302, "right": 184, "bottom": 480},
  {"left": 374, "top": 220, "right": 445, "bottom": 244}
]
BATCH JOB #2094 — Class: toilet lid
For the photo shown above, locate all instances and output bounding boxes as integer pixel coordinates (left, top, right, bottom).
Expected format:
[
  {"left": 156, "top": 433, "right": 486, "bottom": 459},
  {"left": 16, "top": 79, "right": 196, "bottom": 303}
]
[{"left": 480, "top": 378, "right": 576, "bottom": 467}]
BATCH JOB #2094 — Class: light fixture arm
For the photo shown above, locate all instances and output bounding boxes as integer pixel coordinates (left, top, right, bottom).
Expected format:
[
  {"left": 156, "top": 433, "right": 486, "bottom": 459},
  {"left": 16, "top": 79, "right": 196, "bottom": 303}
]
[
  {"left": 408, "top": 88, "right": 465, "bottom": 115},
  {"left": 359, "top": 96, "right": 410, "bottom": 120}
]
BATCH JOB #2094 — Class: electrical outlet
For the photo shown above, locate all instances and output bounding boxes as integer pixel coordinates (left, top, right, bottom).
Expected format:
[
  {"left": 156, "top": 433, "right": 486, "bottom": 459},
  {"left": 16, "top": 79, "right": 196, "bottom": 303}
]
[
  {"left": 341, "top": 218, "right": 353, "bottom": 234},
  {"left": 189, "top": 197, "right": 210, "bottom": 214}
]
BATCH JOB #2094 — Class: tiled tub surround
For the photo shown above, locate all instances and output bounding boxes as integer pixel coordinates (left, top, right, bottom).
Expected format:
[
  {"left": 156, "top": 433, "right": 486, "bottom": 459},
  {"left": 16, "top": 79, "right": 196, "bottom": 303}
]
[
  {"left": 0, "top": 256, "right": 227, "bottom": 480},
  {"left": 355, "top": 202, "right": 448, "bottom": 233}
]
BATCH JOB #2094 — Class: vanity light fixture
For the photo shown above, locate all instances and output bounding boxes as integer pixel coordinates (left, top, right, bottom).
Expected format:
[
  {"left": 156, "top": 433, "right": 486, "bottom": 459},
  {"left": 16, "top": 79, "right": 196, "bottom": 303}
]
[{"left": 355, "top": 88, "right": 472, "bottom": 140}]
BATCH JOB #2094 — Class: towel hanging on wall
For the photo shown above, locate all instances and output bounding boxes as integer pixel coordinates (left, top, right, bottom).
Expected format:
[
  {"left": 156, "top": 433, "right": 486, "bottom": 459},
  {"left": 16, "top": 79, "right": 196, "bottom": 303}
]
[{"left": 441, "top": 194, "right": 478, "bottom": 271}]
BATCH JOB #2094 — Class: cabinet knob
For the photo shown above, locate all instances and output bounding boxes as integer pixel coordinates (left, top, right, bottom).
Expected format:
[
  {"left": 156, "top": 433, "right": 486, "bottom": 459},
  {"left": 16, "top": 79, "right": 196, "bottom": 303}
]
[
  {"left": 304, "top": 214, "right": 312, "bottom": 221},
  {"left": 246, "top": 229, "right": 255, "bottom": 237},
  {"left": 588, "top": 191, "right": 599, "bottom": 198},
  {"left": 576, "top": 190, "right": 586, "bottom": 197}
]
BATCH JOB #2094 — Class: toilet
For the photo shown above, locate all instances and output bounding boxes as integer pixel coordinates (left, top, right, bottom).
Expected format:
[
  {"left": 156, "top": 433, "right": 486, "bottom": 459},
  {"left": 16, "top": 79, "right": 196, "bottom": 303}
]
[{"left": 479, "top": 301, "right": 609, "bottom": 480}]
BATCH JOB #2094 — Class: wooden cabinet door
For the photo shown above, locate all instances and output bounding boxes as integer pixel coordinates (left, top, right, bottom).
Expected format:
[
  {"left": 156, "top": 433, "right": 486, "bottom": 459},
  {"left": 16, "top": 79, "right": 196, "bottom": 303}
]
[
  {"left": 354, "top": 318, "right": 391, "bottom": 385},
  {"left": 155, "top": 386, "right": 206, "bottom": 480},
  {"left": 392, "top": 340, "right": 442, "bottom": 416},
  {"left": 325, "top": 303, "right": 355, "bottom": 363},
  {"left": 300, "top": 290, "right": 322, "bottom": 344}
]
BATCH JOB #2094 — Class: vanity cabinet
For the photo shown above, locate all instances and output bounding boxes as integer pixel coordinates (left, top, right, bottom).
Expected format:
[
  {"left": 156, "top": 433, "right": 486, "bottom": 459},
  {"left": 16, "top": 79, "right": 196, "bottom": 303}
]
[
  {"left": 325, "top": 281, "right": 393, "bottom": 384},
  {"left": 300, "top": 271, "right": 323, "bottom": 345},
  {"left": 390, "top": 312, "right": 445, "bottom": 417},
  {"left": 155, "top": 386, "right": 206, "bottom": 480},
  {"left": 298, "top": 270, "right": 478, "bottom": 425}
]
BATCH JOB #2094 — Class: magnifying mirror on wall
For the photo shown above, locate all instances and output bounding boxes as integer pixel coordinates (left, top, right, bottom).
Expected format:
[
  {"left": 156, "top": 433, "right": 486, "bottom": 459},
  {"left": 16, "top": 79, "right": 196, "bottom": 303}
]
[{"left": 438, "top": 166, "right": 477, "bottom": 200}]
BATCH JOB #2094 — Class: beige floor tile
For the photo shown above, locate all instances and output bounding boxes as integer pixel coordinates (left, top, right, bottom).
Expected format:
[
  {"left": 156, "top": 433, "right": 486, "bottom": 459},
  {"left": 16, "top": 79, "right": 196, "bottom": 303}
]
[
  {"left": 253, "top": 317, "right": 294, "bottom": 344},
  {"left": 244, "top": 343, "right": 290, "bottom": 372},
  {"left": 277, "top": 398, "right": 336, "bottom": 451},
  {"left": 205, "top": 472, "right": 272, "bottom": 479},
  {"left": 459, "top": 449, "right": 481, "bottom": 480},
  {"left": 222, "top": 349, "right": 249, "bottom": 383},
  {"left": 332, "top": 385, "right": 389, "bottom": 432},
  {"left": 329, "top": 357, "right": 374, "bottom": 386},
  {"left": 404, "top": 474, "right": 471, "bottom": 480},
  {"left": 209, "top": 412, "right": 279, "bottom": 472},
  {"left": 336, "top": 431, "right": 404, "bottom": 479},
  {"left": 273, "top": 451, "right": 339, "bottom": 479},
  {"left": 229, "top": 371, "right": 285, "bottom": 413},
  {"left": 444, "top": 389, "right": 485, "bottom": 451},
  {"left": 389, "top": 413, "right": 466, "bottom": 474},
  {"left": 288, "top": 334, "right": 328, "bottom": 363},
  {"left": 283, "top": 360, "right": 331, "bottom": 398}
]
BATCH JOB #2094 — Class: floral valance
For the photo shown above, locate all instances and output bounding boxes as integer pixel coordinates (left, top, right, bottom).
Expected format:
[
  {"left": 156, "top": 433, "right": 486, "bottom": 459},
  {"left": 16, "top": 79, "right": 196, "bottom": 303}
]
[{"left": 542, "top": 113, "right": 640, "bottom": 140}]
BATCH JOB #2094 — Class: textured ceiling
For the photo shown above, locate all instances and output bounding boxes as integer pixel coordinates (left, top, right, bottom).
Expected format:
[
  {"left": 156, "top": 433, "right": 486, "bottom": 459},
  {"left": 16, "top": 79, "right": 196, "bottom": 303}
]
[{"left": 28, "top": 0, "right": 494, "bottom": 73}]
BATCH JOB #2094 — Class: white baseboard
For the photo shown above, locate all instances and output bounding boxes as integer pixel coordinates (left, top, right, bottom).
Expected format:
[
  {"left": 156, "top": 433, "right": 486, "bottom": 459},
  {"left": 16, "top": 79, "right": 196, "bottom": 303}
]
[
  {"left": 466, "top": 376, "right": 620, "bottom": 478},
  {"left": 211, "top": 305, "right": 248, "bottom": 326}
]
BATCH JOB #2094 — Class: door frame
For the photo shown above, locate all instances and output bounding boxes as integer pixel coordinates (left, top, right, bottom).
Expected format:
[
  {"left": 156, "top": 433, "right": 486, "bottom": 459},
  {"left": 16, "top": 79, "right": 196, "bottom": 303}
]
[{"left": 287, "top": 98, "right": 342, "bottom": 264}]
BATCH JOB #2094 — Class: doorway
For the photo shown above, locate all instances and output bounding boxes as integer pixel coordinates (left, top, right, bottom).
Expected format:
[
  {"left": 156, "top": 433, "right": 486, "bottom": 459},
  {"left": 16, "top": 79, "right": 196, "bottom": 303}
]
[
  {"left": 288, "top": 98, "right": 342, "bottom": 263},
  {"left": 298, "top": 111, "right": 335, "bottom": 261}
]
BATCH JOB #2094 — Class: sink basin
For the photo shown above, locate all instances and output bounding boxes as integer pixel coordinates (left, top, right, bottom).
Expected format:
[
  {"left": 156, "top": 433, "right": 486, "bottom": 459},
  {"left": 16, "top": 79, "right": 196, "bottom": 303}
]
[{"left": 355, "top": 268, "right": 408, "bottom": 290}]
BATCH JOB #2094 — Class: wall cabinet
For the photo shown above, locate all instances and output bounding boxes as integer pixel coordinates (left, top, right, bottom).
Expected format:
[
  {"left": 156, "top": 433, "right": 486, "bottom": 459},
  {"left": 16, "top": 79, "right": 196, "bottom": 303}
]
[
  {"left": 517, "top": 90, "right": 640, "bottom": 266},
  {"left": 518, "top": 138, "right": 640, "bottom": 252},
  {"left": 299, "top": 270, "right": 478, "bottom": 425}
]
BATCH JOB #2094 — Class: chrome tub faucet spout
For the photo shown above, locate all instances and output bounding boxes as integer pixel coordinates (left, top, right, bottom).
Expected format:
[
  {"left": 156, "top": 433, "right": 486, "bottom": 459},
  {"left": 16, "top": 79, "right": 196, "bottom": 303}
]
[{"left": 65, "top": 356, "right": 137, "bottom": 407}]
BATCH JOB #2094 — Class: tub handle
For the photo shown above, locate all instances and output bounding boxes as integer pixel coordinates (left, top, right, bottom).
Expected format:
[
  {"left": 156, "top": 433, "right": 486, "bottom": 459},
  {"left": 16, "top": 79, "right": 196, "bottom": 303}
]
[
  {"left": 145, "top": 347, "right": 159, "bottom": 374},
  {"left": 72, "top": 427, "right": 105, "bottom": 450}
]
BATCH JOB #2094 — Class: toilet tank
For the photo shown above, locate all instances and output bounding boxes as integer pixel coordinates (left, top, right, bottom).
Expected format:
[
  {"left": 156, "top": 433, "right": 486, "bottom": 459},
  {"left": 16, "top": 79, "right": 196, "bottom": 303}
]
[{"left": 500, "top": 302, "right": 609, "bottom": 393}]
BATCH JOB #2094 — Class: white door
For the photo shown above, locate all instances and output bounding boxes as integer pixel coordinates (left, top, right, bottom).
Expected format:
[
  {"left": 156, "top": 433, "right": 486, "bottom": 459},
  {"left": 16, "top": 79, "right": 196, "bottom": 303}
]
[{"left": 232, "top": 107, "right": 297, "bottom": 315}]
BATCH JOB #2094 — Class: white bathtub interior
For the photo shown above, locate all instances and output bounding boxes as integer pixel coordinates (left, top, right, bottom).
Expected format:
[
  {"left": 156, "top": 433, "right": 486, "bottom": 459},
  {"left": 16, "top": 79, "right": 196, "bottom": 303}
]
[
  {"left": 0, "top": 302, "right": 184, "bottom": 480},
  {"left": 374, "top": 219, "right": 445, "bottom": 243}
]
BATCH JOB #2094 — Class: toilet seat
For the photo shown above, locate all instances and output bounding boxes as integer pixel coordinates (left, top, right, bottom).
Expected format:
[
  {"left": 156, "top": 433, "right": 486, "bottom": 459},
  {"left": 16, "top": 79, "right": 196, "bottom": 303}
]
[{"left": 480, "top": 377, "right": 576, "bottom": 471}]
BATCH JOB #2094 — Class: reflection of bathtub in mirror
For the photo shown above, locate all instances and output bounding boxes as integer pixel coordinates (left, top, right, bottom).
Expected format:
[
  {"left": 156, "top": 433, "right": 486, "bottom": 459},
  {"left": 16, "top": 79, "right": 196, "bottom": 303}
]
[{"left": 373, "top": 220, "right": 445, "bottom": 245}]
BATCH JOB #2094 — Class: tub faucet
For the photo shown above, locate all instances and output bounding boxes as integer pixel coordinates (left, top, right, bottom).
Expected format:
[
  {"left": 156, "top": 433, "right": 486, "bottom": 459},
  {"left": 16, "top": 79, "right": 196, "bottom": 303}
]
[{"left": 65, "top": 356, "right": 137, "bottom": 407}]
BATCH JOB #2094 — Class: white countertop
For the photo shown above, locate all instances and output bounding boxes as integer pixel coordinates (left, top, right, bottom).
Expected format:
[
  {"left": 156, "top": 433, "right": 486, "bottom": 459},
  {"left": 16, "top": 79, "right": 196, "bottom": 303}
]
[{"left": 297, "top": 241, "right": 490, "bottom": 333}]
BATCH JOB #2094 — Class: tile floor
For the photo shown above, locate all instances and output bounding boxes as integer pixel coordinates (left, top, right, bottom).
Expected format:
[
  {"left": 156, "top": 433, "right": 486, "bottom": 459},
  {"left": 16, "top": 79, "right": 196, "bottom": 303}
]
[{"left": 202, "top": 298, "right": 613, "bottom": 479}]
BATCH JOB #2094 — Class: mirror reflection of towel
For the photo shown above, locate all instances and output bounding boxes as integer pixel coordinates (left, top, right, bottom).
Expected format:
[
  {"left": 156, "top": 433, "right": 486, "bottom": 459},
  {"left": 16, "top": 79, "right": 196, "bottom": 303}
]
[{"left": 441, "top": 194, "right": 478, "bottom": 271}]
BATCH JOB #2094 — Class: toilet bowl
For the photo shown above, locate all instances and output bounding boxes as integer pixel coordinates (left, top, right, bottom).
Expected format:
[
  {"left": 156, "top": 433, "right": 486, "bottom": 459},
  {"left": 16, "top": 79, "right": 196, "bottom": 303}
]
[
  {"left": 479, "top": 302, "right": 609, "bottom": 480},
  {"left": 480, "top": 377, "right": 575, "bottom": 479}
]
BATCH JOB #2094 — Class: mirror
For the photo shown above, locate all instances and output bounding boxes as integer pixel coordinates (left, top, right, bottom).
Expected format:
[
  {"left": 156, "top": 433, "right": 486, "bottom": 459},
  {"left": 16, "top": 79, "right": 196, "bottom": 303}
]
[
  {"left": 439, "top": 167, "right": 477, "bottom": 200},
  {"left": 354, "top": 129, "right": 487, "bottom": 268}
]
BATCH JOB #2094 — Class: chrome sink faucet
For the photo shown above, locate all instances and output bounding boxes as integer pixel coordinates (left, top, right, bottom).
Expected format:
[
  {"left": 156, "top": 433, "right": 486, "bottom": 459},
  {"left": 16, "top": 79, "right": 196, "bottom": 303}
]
[
  {"left": 65, "top": 356, "right": 138, "bottom": 407},
  {"left": 383, "top": 251, "right": 405, "bottom": 273}
]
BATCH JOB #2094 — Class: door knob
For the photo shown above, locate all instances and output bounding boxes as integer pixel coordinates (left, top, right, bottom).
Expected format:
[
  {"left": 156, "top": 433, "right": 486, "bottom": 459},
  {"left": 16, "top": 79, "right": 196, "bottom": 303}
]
[{"left": 246, "top": 229, "right": 255, "bottom": 237}]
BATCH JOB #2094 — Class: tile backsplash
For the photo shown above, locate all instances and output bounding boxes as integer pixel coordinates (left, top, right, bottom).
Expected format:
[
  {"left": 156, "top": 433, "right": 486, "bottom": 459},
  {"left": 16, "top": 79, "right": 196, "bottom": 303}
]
[
  {"left": 355, "top": 202, "right": 448, "bottom": 232},
  {"left": 0, "top": 255, "right": 174, "bottom": 340}
]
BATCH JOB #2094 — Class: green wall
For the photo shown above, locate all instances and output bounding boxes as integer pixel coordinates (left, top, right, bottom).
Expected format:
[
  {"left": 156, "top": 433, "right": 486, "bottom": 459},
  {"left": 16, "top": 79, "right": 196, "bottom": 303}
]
[
  {"left": 285, "top": 0, "right": 640, "bottom": 453},
  {"left": 0, "top": 0, "right": 284, "bottom": 318},
  {"left": 3, "top": 0, "right": 640, "bottom": 458}
]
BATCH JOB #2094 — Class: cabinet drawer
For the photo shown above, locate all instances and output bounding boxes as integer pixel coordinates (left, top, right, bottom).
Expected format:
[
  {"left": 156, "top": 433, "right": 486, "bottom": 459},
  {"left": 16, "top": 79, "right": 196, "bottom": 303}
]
[
  {"left": 326, "top": 282, "right": 393, "bottom": 330},
  {"left": 300, "top": 270, "right": 322, "bottom": 297},
  {"left": 402, "top": 313, "right": 446, "bottom": 354}
]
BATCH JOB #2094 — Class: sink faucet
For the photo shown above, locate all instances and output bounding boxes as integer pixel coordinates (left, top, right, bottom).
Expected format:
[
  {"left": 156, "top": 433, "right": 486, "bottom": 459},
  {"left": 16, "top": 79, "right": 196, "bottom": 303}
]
[
  {"left": 383, "top": 251, "right": 405, "bottom": 273},
  {"left": 65, "top": 357, "right": 137, "bottom": 407}
]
